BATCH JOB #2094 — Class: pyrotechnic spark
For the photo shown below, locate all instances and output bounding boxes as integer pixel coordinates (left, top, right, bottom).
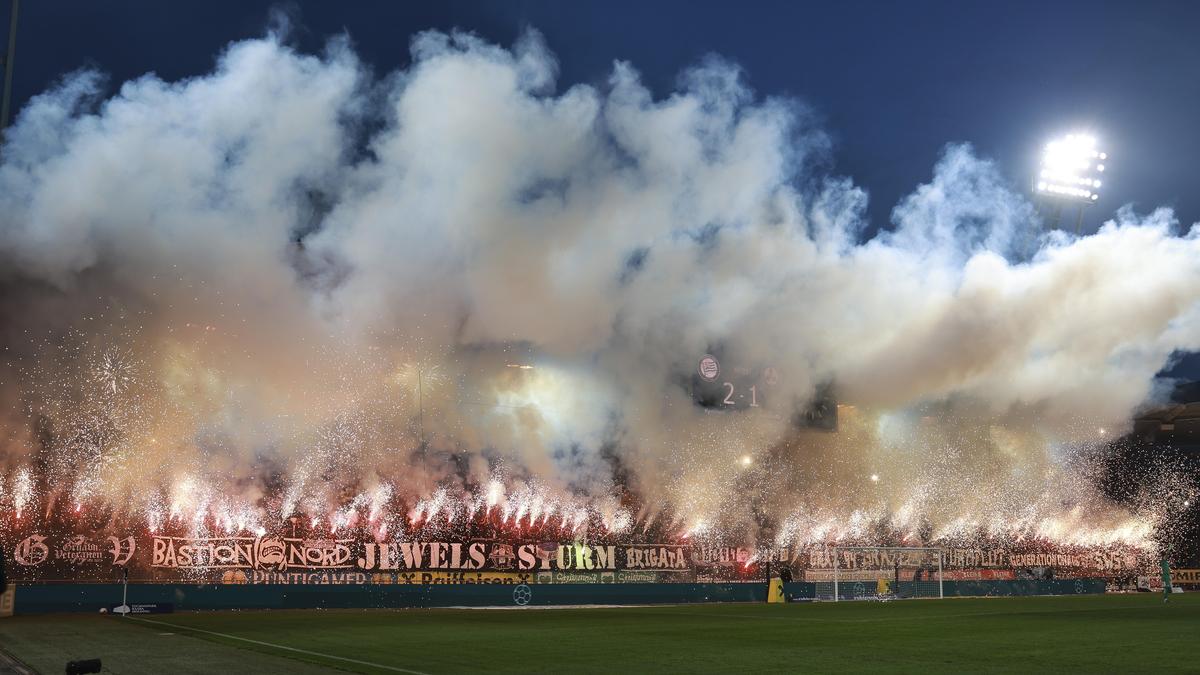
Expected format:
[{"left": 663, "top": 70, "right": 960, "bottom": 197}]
[
  {"left": 395, "top": 362, "right": 448, "bottom": 393},
  {"left": 486, "top": 480, "right": 504, "bottom": 510},
  {"left": 93, "top": 350, "right": 135, "bottom": 396},
  {"left": 410, "top": 488, "right": 450, "bottom": 525},
  {"left": 12, "top": 468, "right": 33, "bottom": 518},
  {"left": 0, "top": 27, "right": 1192, "bottom": 568},
  {"left": 368, "top": 483, "right": 393, "bottom": 523}
]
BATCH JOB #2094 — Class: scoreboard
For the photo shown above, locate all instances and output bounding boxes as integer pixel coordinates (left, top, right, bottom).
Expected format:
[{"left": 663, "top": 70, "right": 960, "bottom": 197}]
[
  {"left": 692, "top": 354, "right": 773, "bottom": 411},
  {"left": 690, "top": 353, "right": 836, "bottom": 430}
]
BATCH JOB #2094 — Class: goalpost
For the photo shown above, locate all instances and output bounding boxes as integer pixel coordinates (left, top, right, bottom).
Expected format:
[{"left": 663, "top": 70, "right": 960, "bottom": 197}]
[{"left": 813, "top": 547, "right": 944, "bottom": 601}]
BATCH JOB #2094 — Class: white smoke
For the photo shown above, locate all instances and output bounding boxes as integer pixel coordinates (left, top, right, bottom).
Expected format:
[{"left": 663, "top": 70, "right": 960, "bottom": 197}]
[{"left": 0, "top": 28, "right": 1197, "bottom": 545}]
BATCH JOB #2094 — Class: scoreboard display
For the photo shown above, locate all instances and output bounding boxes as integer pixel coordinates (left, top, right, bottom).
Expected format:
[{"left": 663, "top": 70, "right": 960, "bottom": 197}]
[
  {"left": 690, "top": 354, "right": 836, "bottom": 430},
  {"left": 692, "top": 354, "right": 773, "bottom": 411}
]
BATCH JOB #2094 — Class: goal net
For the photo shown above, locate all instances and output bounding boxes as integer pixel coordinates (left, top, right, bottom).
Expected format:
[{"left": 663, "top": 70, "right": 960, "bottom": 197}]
[{"left": 811, "top": 547, "right": 943, "bottom": 601}]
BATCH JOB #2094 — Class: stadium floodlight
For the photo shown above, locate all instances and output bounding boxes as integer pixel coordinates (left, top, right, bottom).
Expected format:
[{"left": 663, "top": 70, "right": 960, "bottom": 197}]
[
  {"left": 1034, "top": 132, "right": 1111, "bottom": 233},
  {"left": 1032, "top": 132, "right": 1104, "bottom": 201},
  {"left": 1035, "top": 133, "right": 1107, "bottom": 205}
]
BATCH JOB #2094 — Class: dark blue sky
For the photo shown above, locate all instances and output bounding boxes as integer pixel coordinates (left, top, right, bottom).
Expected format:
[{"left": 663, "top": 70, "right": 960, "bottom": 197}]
[{"left": 6, "top": 0, "right": 1200, "bottom": 378}]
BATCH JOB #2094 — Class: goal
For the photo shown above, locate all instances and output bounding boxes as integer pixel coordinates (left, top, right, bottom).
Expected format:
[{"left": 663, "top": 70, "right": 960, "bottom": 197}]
[{"left": 812, "top": 547, "right": 943, "bottom": 601}]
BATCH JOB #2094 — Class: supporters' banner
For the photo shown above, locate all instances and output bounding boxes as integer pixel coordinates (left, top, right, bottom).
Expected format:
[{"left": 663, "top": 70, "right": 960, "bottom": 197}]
[
  {"left": 153, "top": 535, "right": 355, "bottom": 570},
  {"left": 693, "top": 546, "right": 790, "bottom": 567},
  {"left": 804, "top": 568, "right": 1015, "bottom": 582},
  {"left": 796, "top": 546, "right": 1144, "bottom": 574},
  {"left": 357, "top": 541, "right": 691, "bottom": 572},
  {"left": 1174, "top": 569, "right": 1200, "bottom": 586},
  {"left": 10, "top": 533, "right": 136, "bottom": 568},
  {"left": 622, "top": 545, "right": 690, "bottom": 571},
  {"left": 1, "top": 530, "right": 1151, "bottom": 583},
  {"left": 151, "top": 537, "right": 698, "bottom": 575}
]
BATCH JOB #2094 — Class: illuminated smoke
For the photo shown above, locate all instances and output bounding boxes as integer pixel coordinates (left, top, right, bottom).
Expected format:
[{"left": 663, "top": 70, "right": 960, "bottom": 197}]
[{"left": 0, "top": 27, "right": 1197, "bottom": 550}]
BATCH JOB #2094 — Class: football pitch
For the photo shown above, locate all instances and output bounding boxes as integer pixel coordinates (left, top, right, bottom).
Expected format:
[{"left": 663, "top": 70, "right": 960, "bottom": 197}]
[{"left": 1, "top": 594, "right": 1198, "bottom": 674}]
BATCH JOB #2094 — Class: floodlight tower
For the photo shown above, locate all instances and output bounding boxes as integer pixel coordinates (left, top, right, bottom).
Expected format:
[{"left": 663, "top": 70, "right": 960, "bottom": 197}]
[
  {"left": 0, "top": 0, "right": 17, "bottom": 135},
  {"left": 1034, "top": 133, "right": 1107, "bottom": 234}
]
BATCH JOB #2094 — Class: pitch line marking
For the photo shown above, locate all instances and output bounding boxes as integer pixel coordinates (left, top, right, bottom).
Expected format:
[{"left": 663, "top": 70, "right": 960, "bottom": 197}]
[{"left": 128, "top": 616, "right": 432, "bottom": 675}]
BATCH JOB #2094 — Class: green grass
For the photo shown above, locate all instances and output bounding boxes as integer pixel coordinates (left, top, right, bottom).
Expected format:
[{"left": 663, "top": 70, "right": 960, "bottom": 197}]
[{"left": 2, "top": 595, "right": 1198, "bottom": 674}]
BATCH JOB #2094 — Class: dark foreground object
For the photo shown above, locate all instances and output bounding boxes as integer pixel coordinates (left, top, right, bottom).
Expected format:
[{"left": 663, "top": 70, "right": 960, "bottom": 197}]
[
  {"left": 0, "top": 594, "right": 1196, "bottom": 674},
  {"left": 64, "top": 659, "right": 101, "bottom": 675}
]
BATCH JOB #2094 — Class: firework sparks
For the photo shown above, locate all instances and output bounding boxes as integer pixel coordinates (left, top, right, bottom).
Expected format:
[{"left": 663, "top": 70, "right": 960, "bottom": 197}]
[{"left": 0, "top": 27, "right": 1194, "bottom": 580}]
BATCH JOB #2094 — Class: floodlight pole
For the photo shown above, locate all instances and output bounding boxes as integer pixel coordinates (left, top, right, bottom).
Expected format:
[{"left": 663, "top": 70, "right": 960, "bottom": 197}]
[{"left": 0, "top": 0, "right": 18, "bottom": 135}]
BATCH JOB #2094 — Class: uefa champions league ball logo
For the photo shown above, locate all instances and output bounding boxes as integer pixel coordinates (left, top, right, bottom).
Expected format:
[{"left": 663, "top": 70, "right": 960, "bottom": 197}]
[
  {"left": 512, "top": 584, "right": 532, "bottom": 606},
  {"left": 698, "top": 355, "right": 720, "bottom": 382}
]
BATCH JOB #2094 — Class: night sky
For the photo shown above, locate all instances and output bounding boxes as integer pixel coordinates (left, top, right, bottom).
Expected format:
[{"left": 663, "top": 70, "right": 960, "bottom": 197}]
[{"left": 7, "top": 0, "right": 1200, "bottom": 378}]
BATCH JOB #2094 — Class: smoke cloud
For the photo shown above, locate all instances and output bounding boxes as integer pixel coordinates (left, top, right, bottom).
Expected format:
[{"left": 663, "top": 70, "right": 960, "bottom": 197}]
[{"left": 1, "top": 28, "right": 1197, "bottom": 548}]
